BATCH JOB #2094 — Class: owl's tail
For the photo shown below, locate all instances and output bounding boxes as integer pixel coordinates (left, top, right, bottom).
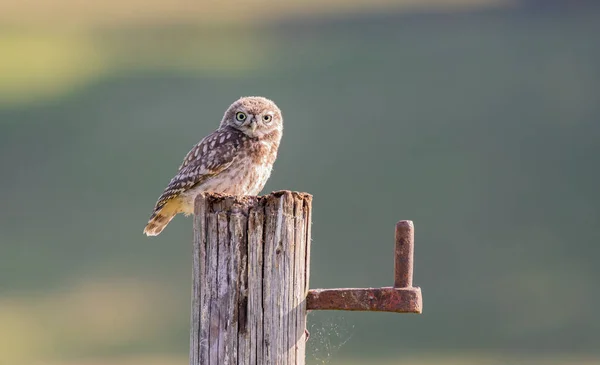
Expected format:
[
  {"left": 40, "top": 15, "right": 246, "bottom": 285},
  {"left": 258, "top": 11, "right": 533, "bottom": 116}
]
[{"left": 143, "top": 201, "right": 178, "bottom": 236}]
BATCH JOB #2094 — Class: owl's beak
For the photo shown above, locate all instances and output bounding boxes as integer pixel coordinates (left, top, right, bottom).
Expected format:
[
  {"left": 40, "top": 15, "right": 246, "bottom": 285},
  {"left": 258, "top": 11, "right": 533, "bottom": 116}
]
[{"left": 249, "top": 118, "right": 258, "bottom": 132}]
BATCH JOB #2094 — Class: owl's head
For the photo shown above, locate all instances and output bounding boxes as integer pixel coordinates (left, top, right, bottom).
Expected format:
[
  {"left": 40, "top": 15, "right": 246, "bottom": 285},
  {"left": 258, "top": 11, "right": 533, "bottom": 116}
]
[{"left": 221, "top": 96, "right": 283, "bottom": 139}]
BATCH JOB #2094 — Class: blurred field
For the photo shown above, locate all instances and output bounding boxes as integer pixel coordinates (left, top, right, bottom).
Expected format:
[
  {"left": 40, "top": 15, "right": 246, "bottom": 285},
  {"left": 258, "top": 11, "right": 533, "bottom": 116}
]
[
  {"left": 0, "top": 0, "right": 510, "bottom": 106},
  {"left": 0, "top": 29, "right": 268, "bottom": 105},
  {"left": 0, "top": 0, "right": 507, "bottom": 27},
  {"left": 1, "top": 1, "right": 600, "bottom": 365},
  {"left": 0, "top": 278, "right": 186, "bottom": 365}
]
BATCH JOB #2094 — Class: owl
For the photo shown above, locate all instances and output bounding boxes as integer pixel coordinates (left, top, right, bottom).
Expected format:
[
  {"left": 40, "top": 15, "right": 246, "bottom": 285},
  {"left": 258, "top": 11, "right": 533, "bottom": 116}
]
[{"left": 143, "top": 96, "right": 283, "bottom": 236}]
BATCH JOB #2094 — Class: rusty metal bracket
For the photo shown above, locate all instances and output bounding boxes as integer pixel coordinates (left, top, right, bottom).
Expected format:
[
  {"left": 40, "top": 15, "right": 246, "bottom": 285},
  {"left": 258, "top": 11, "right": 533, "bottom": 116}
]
[{"left": 306, "top": 220, "right": 423, "bottom": 314}]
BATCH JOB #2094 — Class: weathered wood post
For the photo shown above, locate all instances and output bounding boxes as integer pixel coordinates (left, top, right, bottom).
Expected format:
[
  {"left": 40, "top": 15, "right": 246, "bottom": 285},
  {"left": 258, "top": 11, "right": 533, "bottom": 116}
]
[{"left": 191, "top": 191, "right": 312, "bottom": 365}]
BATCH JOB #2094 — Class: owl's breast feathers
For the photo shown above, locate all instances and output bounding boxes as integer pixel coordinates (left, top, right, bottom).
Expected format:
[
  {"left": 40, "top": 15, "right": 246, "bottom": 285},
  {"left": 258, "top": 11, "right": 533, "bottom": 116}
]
[{"left": 251, "top": 128, "right": 281, "bottom": 165}]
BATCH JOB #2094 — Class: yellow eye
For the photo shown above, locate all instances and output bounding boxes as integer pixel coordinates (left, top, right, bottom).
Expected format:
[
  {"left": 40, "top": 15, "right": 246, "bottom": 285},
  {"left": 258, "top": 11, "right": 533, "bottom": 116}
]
[
  {"left": 263, "top": 115, "right": 272, "bottom": 123},
  {"left": 235, "top": 112, "right": 247, "bottom": 122}
]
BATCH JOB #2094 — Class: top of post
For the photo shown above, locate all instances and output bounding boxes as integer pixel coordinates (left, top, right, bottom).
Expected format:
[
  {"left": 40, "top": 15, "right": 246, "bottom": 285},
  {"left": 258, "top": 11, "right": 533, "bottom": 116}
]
[{"left": 194, "top": 190, "right": 313, "bottom": 215}]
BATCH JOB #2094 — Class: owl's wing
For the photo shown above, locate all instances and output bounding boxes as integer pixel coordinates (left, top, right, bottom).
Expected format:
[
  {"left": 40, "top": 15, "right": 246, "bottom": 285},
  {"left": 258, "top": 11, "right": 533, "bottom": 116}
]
[{"left": 152, "top": 127, "right": 240, "bottom": 213}]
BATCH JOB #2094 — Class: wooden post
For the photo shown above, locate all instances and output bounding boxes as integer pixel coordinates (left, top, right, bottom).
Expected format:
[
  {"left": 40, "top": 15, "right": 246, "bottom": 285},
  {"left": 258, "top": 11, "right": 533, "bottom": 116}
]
[{"left": 190, "top": 191, "right": 312, "bottom": 365}]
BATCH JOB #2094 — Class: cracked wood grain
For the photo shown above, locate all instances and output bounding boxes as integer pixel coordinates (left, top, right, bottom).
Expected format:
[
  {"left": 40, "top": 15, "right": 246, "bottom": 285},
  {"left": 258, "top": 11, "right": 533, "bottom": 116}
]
[{"left": 191, "top": 191, "right": 312, "bottom": 365}]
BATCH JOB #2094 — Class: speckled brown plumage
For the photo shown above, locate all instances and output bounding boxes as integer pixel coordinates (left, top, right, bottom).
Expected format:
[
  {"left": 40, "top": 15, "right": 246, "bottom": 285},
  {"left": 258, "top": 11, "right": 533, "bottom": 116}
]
[{"left": 143, "top": 96, "right": 283, "bottom": 236}]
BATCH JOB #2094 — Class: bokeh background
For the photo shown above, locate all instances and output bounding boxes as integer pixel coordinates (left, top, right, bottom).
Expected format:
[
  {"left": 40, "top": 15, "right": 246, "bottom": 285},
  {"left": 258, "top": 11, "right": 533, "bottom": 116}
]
[{"left": 1, "top": 0, "right": 600, "bottom": 364}]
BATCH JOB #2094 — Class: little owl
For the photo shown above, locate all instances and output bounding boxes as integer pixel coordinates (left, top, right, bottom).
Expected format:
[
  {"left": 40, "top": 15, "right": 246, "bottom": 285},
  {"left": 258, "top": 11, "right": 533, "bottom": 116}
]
[{"left": 143, "top": 96, "right": 283, "bottom": 236}]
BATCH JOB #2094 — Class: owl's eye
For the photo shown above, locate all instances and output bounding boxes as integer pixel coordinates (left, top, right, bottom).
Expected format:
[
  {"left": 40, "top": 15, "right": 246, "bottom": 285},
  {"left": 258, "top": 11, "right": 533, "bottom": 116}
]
[
  {"left": 262, "top": 115, "right": 273, "bottom": 123},
  {"left": 235, "top": 112, "right": 247, "bottom": 122}
]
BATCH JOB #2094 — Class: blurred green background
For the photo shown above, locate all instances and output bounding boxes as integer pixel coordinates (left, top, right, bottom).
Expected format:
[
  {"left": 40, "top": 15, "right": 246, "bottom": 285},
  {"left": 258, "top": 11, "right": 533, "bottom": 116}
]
[{"left": 1, "top": 0, "right": 600, "bottom": 364}]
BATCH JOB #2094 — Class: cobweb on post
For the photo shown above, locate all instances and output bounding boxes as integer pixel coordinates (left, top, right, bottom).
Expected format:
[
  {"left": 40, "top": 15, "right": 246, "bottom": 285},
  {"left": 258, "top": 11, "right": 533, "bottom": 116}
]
[{"left": 307, "top": 312, "right": 355, "bottom": 364}]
